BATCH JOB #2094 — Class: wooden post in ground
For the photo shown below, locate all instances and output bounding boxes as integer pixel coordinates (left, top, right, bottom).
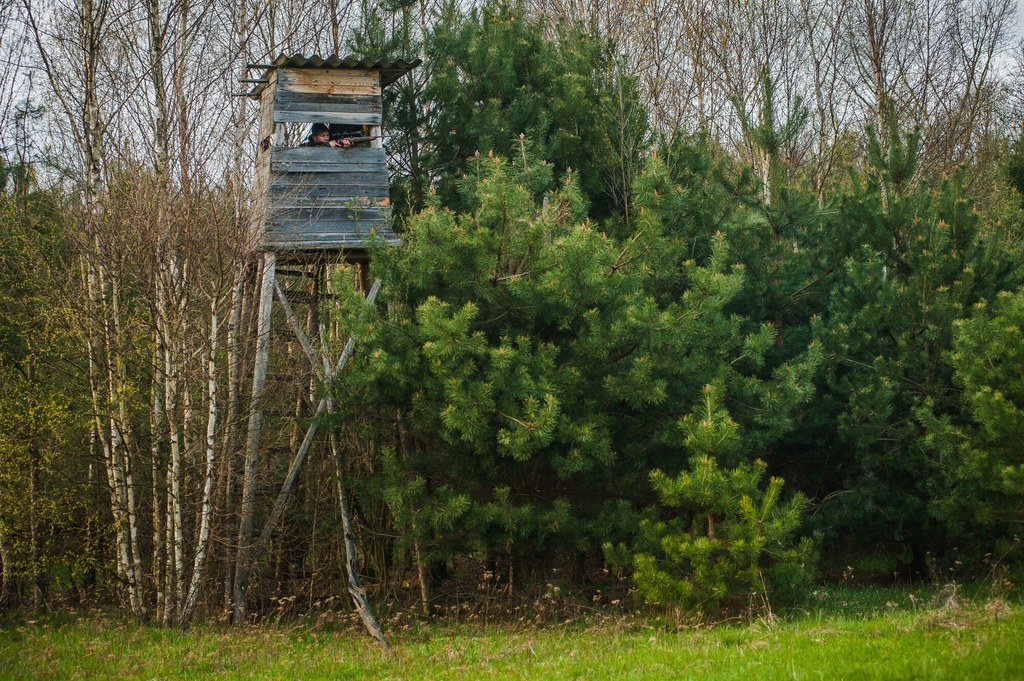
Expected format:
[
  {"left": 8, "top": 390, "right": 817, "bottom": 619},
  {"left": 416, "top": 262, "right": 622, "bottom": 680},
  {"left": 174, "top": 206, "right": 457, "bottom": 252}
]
[
  {"left": 318, "top": 278, "right": 388, "bottom": 645},
  {"left": 329, "top": 429, "right": 389, "bottom": 646},
  {"left": 232, "top": 252, "right": 276, "bottom": 624}
]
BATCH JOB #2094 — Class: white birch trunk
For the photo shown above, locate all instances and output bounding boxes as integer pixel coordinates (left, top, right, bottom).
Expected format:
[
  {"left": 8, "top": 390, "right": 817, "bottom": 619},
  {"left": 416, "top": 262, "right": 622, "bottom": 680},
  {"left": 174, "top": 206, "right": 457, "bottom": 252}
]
[
  {"left": 92, "top": 259, "right": 141, "bottom": 615},
  {"left": 146, "top": 0, "right": 172, "bottom": 623},
  {"left": 111, "top": 276, "right": 145, "bottom": 616},
  {"left": 165, "top": 338, "right": 184, "bottom": 621},
  {"left": 178, "top": 376, "right": 192, "bottom": 615},
  {"left": 222, "top": 0, "right": 251, "bottom": 604},
  {"left": 173, "top": 0, "right": 191, "bottom": 198},
  {"left": 221, "top": 263, "right": 246, "bottom": 610},
  {"left": 161, "top": 262, "right": 180, "bottom": 624},
  {"left": 164, "top": 456, "right": 176, "bottom": 625},
  {"left": 150, "top": 340, "right": 166, "bottom": 620},
  {"left": 179, "top": 301, "right": 220, "bottom": 628}
]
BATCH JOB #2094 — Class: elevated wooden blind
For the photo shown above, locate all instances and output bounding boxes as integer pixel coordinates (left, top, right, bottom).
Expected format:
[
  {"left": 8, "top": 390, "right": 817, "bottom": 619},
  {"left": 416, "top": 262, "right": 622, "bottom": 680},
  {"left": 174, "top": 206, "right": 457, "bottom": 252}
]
[{"left": 251, "top": 67, "right": 395, "bottom": 255}]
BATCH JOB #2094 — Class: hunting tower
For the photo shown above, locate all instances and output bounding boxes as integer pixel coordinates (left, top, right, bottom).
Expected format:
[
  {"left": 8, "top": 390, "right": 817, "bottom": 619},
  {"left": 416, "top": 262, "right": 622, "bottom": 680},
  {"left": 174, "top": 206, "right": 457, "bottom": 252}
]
[
  {"left": 232, "top": 55, "right": 419, "bottom": 641},
  {"left": 247, "top": 54, "right": 419, "bottom": 257}
]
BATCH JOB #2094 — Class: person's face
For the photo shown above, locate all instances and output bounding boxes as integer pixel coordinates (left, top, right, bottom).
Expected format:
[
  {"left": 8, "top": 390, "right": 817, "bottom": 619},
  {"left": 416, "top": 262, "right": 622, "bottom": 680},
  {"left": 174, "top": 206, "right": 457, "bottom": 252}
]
[{"left": 313, "top": 130, "right": 330, "bottom": 143}]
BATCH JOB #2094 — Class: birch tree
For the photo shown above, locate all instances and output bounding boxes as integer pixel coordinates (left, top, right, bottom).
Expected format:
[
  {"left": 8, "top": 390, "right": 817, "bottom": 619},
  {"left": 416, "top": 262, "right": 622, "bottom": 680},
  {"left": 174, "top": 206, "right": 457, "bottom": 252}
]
[{"left": 23, "top": 0, "right": 148, "bottom": 618}]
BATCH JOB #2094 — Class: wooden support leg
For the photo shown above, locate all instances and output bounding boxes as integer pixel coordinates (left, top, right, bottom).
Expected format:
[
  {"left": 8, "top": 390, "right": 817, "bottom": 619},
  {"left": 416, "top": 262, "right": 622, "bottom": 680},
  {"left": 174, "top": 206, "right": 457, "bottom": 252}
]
[
  {"left": 324, "top": 279, "right": 387, "bottom": 645},
  {"left": 329, "top": 430, "right": 388, "bottom": 647},
  {"left": 233, "top": 252, "right": 276, "bottom": 624},
  {"left": 234, "top": 276, "right": 386, "bottom": 644}
]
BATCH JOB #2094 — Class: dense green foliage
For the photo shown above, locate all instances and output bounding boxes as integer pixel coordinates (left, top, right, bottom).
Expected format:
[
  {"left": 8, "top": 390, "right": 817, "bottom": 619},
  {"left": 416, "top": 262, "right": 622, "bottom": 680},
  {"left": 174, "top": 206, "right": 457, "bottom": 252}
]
[
  {"left": 805, "top": 128, "right": 1022, "bottom": 572},
  {"left": 605, "top": 385, "right": 816, "bottom": 612},
  {"left": 2, "top": 0, "right": 1024, "bottom": 625},
  {"left": 0, "top": 159, "right": 95, "bottom": 606},
  {"left": 353, "top": 0, "right": 647, "bottom": 222},
  {"left": 922, "top": 288, "right": 1024, "bottom": 538},
  {"left": 331, "top": 150, "right": 820, "bottom": 601},
  {"left": 324, "top": 34, "right": 1024, "bottom": 606}
]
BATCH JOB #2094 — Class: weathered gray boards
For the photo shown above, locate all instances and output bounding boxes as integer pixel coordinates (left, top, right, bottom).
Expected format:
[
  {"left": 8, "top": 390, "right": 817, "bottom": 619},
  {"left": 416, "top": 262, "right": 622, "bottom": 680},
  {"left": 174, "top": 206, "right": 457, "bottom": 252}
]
[{"left": 247, "top": 55, "right": 419, "bottom": 256}]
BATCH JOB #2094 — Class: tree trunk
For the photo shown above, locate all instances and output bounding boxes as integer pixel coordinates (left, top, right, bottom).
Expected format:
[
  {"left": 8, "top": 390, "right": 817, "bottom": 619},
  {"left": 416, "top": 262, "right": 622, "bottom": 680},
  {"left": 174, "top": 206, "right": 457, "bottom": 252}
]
[
  {"left": 0, "top": 523, "right": 12, "bottom": 608},
  {"left": 173, "top": 0, "right": 192, "bottom": 199},
  {"left": 112, "top": 278, "right": 145, "bottom": 616},
  {"left": 150, "top": 342, "right": 167, "bottom": 621},
  {"left": 164, "top": 311, "right": 184, "bottom": 622},
  {"left": 221, "top": 262, "right": 247, "bottom": 610},
  {"left": 180, "top": 301, "right": 220, "bottom": 629},
  {"left": 413, "top": 534, "right": 431, "bottom": 617},
  {"left": 28, "top": 440, "right": 42, "bottom": 609},
  {"left": 223, "top": 0, "right": 252, "bottom": 607}
]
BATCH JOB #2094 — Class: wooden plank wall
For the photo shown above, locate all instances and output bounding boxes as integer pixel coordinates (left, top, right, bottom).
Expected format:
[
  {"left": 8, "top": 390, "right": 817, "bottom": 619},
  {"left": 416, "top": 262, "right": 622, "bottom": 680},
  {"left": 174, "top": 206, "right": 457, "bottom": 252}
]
[
  {"left": 253, "top": 67, "right": 396, "bottom": 253},
  {"left": 264, "top": 146, "right": 393, "bottom": 251},
  {"left": 275, "top": 69, "right": 382, "bottom": 125}
]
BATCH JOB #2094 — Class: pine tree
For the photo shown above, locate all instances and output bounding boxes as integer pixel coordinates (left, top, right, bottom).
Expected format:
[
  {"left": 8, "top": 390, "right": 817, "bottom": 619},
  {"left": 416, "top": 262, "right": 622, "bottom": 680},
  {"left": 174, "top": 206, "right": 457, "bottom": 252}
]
[
  {"left": 813, "top": 122, "right": 1022, "bottom": 572},
  {"left": 605, "top": 384, "right": 817, "bottom": 616},
  {"left": 351, "top": 0, "right": 649, "bottom": 221},
  {"left": 921, "top": 288, "right": 1024, "bottom": 551},
  {"left": 332, "top": 146, "right": 821, "bottom": 589}
]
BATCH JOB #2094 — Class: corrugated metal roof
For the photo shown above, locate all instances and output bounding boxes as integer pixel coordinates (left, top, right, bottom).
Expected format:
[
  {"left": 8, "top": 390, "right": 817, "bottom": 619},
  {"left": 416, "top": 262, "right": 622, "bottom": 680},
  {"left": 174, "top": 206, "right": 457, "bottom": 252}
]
[{"left": 247, "top": 54, "right": 421, "bottom": 97}]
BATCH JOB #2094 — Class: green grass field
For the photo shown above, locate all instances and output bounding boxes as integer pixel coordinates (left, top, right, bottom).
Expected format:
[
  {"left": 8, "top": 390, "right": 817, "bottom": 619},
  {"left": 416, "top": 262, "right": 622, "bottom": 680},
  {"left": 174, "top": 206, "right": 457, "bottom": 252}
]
[{"left": 2, "top": 585, "right": 1021, "bottom": 680}]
